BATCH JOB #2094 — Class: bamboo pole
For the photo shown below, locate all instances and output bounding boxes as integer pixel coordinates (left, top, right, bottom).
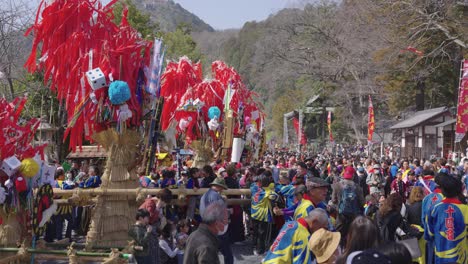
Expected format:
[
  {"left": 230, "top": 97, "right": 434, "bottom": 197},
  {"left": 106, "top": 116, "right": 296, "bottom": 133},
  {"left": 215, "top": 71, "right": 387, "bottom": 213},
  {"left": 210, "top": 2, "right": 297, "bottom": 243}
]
[
  {"left": 53, "top": 188, "right": 252, "bottom": 197},
  {"left": 0, "top": 247, "right": 132, "bottom": 258},
  {"left": 54, "top": 197, "right": 251, "bottom": 206}
]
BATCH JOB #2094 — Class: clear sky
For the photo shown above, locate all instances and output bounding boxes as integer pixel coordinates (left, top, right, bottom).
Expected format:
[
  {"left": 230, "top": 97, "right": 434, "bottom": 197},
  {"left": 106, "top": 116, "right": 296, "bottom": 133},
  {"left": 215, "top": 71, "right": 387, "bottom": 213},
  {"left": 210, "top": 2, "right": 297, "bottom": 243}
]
[{"left": 173, "top": 0, "right": 293, "bottom": 30}]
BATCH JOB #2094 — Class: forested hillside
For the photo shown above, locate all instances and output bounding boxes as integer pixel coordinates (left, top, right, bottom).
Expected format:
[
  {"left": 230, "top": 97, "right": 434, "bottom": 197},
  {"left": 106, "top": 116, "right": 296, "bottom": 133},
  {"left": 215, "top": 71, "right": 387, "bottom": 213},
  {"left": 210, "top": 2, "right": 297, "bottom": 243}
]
[{"left": 194, "top": 0, "right": 468, "bottom": 142}]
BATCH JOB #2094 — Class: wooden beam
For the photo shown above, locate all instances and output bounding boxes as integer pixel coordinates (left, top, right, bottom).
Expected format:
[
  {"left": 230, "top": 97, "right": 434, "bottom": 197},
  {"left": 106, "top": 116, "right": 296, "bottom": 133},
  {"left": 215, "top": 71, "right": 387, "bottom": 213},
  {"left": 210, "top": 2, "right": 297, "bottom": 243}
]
[{"left": 53, "top": 188, "right": 252, "bottom": 197}]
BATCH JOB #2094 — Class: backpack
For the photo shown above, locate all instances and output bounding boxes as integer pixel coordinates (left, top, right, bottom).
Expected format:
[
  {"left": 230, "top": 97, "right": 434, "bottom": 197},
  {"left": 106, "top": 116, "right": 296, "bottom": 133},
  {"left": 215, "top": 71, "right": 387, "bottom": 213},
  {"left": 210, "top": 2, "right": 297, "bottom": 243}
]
[{"left": 339, "top": 182, "right": 361, "bottom": 215}]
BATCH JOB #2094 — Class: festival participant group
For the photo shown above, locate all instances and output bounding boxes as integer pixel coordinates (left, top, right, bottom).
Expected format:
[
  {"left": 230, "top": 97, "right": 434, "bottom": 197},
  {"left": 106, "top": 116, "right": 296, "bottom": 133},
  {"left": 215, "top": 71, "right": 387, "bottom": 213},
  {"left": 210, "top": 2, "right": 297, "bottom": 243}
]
[{"left": 49, "top": 150, "right": 468, "bottom": 264}]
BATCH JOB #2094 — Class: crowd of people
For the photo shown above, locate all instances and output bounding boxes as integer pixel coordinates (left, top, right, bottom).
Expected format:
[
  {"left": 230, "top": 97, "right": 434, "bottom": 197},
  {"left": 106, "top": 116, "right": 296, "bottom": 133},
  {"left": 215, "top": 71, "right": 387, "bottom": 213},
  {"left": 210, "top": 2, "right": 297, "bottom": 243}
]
[{"left": 48, "top": 151, "right": 468, "bottom": 264}]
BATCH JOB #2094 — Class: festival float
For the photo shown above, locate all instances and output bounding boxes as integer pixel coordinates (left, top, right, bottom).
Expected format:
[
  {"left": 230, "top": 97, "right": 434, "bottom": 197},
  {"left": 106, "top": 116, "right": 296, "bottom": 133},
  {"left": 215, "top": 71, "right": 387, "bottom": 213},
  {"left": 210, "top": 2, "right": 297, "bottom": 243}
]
[{"left": 0, "top": 0, "right": 264, "bottom": 262}]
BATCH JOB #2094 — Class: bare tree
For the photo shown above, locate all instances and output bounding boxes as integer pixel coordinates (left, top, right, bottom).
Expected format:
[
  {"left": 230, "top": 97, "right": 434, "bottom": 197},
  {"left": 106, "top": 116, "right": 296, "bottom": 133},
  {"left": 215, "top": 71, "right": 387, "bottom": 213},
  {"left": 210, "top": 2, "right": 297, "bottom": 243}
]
[{"left": 0, "top": 0, "right": 34, "bottom": 98}]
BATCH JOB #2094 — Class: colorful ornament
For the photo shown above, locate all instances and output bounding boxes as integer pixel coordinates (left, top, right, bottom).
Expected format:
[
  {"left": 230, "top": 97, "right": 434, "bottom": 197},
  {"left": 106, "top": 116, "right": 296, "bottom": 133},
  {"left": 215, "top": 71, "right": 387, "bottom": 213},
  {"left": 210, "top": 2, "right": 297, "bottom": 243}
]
[
  {"left": 1, "top": 156, "right": 21, "bottom": 177},
  {"left": 108, "top": 81, "right": 131, "bottom": 105},
  {"left": 15, "top": 176, "right": 27, "bottom": 193},
  {"left": 208, "top": 106, "right": 221, "bottom": 120},
  {"left": 20, "top": 158, "right": 40, "bottom": 178}
]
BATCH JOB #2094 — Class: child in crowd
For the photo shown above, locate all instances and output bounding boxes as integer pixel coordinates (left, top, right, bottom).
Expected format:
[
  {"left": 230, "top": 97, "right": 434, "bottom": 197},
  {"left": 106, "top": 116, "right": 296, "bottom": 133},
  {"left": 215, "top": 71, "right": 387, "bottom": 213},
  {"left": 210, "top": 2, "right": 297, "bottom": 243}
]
[
  {"left": 159, "top": 223, "right": 181, "bottom": 264},
  {"left": 175, "top": 219, "right": 191, "bottom": 264}
]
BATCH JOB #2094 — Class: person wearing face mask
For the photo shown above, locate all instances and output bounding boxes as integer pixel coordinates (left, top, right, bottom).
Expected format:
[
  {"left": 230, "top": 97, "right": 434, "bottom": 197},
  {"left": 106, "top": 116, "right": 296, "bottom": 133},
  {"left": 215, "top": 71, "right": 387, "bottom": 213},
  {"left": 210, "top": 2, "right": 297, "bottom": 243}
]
[
  {"left": 184, "top": 201, "right": 229, "bottom": 264},
  {"left": 262, "top": 208, "right": 329, "bottom": 264},
  {"left": 198, "top": 177, "right": 233, "bottom": 264}
]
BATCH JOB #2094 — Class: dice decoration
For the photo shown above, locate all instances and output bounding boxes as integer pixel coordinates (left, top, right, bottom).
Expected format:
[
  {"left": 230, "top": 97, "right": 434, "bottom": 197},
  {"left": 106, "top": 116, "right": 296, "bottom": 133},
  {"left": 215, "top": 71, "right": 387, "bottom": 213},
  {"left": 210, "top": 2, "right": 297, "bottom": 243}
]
[{"left": 86, "top": 68, "right": 107, "bottom": 90}]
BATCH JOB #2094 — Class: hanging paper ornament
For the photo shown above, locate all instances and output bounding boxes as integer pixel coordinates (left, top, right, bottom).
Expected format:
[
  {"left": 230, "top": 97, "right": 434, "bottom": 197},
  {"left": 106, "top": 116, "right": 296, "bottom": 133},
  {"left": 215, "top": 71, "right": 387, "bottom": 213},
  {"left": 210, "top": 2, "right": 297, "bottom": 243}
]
[
  {"left": 85, "top": 68, "right": 107, "bottom": 90},
  {"left": 20, "top": 158, "right": 40, "bottom": 178},
  {"left": 118, "top": 104, "right": 133, "bottom": 122},
  {"left": 208, "top": 118, "right": 219, "bottom": 131},
  {"left": 208, "top": 106, "right": 221, "bottom": 120},
  {"left": 108, "top": 81, "right": 131, "bottom": 105},
  {"left": 15, "top": 176, "right": 27, "bottom": 193},
  {"left": 4, "top": 179, "right": 13, "bottom": 189},
  {"left": 1, "top": 156, "right": 21, "bottom": 177},
  {"left": 244, "top": 116, "right": 251, "bottom": 126},
  {"left": 179, "top": 117, "right": 192, "bottom": 131}
]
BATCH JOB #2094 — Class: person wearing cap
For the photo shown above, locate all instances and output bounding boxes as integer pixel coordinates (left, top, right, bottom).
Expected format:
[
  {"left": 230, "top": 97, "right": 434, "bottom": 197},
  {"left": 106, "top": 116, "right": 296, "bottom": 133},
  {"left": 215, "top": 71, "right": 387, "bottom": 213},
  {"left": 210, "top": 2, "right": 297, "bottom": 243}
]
[
  {"left": 366, "top": 164, "right": 385, "bottom": 195},
  {"left": 331, "top": 166, "right": 364, "bottom": 246},
  {"left": 262, "top": 208, "right": 329, "bottom": 264},
  {"left": 308, "top": 228, "right": 341, "bottom": 264},
  {"left": 303, "top": 177, "right": 329, "bottom": 211},
  {"left": 199, "top": 177, "right": 234, "bottom": 264},
  {"left": 426, "top": 174, "right": 468, "bottom": 264},
  {"left": 273, "top": 184, "right": 314, "bottom": 221}
]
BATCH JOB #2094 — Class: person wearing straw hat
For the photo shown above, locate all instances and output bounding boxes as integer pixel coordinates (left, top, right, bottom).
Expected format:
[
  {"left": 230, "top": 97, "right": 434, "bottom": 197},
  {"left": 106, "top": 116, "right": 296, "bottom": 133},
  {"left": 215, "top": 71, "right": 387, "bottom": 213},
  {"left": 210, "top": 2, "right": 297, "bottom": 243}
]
[{"left": 308, "top": 228, "right": 341, "bottom": 264}]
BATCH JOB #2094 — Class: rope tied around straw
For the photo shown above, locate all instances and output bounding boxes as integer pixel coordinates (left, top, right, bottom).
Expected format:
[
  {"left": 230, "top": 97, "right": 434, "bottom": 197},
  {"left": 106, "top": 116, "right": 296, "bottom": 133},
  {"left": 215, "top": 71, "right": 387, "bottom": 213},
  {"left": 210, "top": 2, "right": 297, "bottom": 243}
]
[
  {"left": 102, "top": 248, "right": 124, "bottom": 264},
  {"left": 17, "top": 242, "right": 30, "bottom": 261},
  {"left": 67, "top": 242, "right": 78, "bottom": 264},
  {"left": 135, "top": 187, "right": 146, "bottom": 202}
]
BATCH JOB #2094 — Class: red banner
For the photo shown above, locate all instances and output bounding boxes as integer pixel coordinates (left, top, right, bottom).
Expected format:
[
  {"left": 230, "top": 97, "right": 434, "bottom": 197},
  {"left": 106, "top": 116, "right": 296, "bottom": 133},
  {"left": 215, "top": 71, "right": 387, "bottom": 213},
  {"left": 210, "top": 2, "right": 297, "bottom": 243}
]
[
  {"left": 368, "top": 95, "right": 375, "bottom": 144},
  {"left": 293, "top": 117, "right": 307, "bottom": 145},
  {"left": 455, "top": 60, "right": 468, "bottom": 142},
  {"left": 327, "top": 111, "right": 334, "bottom": 142}
]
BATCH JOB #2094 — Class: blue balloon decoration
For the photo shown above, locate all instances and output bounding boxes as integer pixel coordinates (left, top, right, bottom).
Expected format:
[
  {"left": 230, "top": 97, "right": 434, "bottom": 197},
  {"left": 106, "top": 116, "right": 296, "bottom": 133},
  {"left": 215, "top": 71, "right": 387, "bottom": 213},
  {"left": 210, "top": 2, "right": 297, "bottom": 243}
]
[
  {"left": 108, "top": 81, "right": 131, "bottom": 105},
  {"left": 208, "top": 106, "right": 221, "bottom": 119}
]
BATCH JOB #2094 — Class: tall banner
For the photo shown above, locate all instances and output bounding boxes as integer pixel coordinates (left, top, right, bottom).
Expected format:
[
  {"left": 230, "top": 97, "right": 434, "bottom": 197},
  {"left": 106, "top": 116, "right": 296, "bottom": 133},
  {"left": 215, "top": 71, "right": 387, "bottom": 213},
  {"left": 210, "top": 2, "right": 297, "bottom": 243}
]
[
  {"left": 293, "top": 117, "right": 307, "bottom": 145},
  {"left": 327, "top": 111, "right": 334, "bottom": 142},
  {"left": 368, "top": 95, "right": 375, "bottom": 145},
  {"left": 455, "top": 59, "right": 468, "bottom": 142}
]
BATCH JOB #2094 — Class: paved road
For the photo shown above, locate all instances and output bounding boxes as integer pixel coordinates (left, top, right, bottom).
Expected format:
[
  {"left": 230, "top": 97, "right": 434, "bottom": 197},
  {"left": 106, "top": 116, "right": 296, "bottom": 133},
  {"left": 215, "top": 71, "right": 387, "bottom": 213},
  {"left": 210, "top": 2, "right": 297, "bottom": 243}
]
[{"left": 219, "top": 241, "right": 264, "bottom": 264}]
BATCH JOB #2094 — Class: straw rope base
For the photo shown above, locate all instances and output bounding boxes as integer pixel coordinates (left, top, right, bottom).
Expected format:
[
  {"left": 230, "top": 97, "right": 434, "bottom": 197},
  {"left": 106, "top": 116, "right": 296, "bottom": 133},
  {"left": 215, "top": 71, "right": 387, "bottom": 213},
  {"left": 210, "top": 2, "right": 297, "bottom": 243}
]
[{"left": 86, "top": 129, "right": 140, "bottom": 249}]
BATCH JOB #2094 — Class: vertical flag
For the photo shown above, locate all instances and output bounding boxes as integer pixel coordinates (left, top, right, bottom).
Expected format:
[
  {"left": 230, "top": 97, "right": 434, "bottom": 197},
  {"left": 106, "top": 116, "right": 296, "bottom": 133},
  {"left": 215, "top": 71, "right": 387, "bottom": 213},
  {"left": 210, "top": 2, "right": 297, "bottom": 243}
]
[
  {"left": 327, "top": 111, "right": 334, "bottom": 142},
  {"left": 147, "top": 38, "right": 165, "bottom": 96},
  {"left": 368, "top": 95, "right": 375, "bottom": 145},
  {"left": 455, "top": 59, "right": 468, "bottom": 142},
  {"left": 293, "top": 117, "right": 307, "bottom": 145}
]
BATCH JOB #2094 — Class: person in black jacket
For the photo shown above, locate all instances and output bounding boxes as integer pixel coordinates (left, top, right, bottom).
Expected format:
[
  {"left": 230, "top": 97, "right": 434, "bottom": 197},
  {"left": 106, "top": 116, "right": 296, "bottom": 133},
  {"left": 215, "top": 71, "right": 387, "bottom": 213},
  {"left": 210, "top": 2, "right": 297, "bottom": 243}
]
[
  {"left": 406, "top": 186, "right": 425, "bottom": 226},
  {"left": 376, "top": 193, "right": 405, "bottom": 241}
]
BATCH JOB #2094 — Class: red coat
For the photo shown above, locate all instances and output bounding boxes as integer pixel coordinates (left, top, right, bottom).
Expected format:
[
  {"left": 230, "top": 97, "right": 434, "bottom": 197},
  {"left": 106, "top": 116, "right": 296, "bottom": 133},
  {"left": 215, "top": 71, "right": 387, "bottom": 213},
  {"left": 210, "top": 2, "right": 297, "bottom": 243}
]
[
  {"left": 390, "top": 179, "right": 408, "bottom": 201},
  {"left": 139, "top": 198, "right": 160, "bottom": 225}
]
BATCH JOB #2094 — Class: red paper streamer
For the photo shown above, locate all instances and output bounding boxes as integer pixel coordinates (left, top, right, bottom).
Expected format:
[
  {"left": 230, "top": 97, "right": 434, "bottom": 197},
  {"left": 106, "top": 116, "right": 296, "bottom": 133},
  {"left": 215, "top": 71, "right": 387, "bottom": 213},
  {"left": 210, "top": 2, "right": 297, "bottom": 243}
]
[{"left": 25, "top": 0, "right": 152, "bottom": 150}]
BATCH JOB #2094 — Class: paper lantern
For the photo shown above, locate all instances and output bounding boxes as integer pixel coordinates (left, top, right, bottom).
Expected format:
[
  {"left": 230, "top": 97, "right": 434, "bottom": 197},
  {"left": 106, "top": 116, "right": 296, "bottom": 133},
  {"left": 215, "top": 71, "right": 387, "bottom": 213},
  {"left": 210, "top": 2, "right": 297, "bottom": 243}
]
[
  {"left": 108, "top": 81, "right": 131, "bottom": 105},
  {"left": 20, "top": 158, "right": 40, "bottom": 178},
  {"left": 208, "top": 106, "right": 221, "bottom": 120},
  {"left": 231, "top": 138, "right": 245, "bottom": 163}
]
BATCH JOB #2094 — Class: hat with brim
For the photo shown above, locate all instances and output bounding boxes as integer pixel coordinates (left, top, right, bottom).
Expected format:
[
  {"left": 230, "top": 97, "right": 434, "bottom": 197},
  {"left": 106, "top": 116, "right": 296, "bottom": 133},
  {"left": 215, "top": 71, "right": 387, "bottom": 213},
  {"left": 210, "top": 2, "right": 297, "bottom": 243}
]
[
  {"left": 210, "top": 177, "right": 228, "bottom": 190},
  {"left": 306, "top": 177, "right": 330, "bottom": 190},
  {"left": 308, "top": 228, "right": 341, "bottom": 263}
]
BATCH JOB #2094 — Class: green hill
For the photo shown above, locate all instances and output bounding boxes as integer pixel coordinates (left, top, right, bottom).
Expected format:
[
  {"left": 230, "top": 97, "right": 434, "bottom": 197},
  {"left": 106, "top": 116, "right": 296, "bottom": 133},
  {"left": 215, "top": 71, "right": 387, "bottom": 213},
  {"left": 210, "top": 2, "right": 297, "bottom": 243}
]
[{"left": 135, "top": 0, "right": 214, "bottom": 32}]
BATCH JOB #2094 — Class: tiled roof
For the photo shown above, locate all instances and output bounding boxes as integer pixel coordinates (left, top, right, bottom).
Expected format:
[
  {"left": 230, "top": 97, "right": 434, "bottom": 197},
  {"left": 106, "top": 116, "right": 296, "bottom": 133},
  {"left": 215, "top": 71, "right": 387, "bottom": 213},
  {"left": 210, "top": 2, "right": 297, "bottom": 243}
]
[{"left": 390, "top": 107, "right": 448, "bottom": 129}]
